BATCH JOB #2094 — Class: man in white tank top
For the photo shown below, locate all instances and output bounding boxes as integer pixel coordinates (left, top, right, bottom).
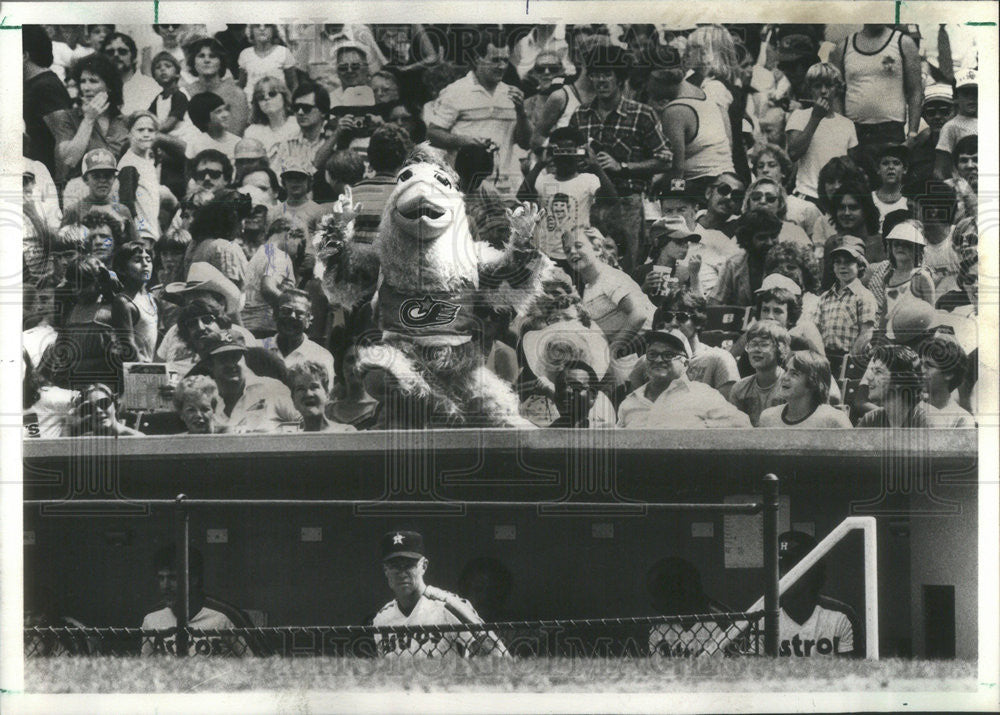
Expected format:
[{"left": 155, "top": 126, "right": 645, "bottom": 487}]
[{"left": 831, "top": 24, "right": 923, "bottom": 151}]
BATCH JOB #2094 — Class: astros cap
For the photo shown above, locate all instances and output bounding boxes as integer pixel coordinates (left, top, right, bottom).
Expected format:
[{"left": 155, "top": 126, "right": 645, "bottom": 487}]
[
  {"left": 82, "top": 148, "right": 118, "bottom": 175},
  {"left": 778, "top": 530, "right": 816, "bottom": 571},
  {"left": 381, "top": 530, "right": 425, "bottom": 561}
]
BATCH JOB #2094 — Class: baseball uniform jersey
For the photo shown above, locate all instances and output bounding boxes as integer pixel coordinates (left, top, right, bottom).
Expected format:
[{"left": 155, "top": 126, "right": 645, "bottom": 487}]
[
  {"left": 141, "top": 606, "right": 246, "bottom": 656},
  {"left": 373, "top": 587, "right": 504, "bottom": 657}
]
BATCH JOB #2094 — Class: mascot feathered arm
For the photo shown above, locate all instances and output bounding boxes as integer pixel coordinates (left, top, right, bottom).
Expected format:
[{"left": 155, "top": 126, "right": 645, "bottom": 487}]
[
  {"left": 477, "top": 202, "right": 556, "bottom": 316},
  {"left": 313, "top": 187, "right": 381, "bottom": 311}
]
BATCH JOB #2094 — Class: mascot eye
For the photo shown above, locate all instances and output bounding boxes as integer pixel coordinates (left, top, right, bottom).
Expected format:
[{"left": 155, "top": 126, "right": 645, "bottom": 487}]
[
  {"left": 434, "top": 173, "right": 452, "bottom": 189},
  {"left": 397, "top": 169, "right": 413, "bottom": 183}
]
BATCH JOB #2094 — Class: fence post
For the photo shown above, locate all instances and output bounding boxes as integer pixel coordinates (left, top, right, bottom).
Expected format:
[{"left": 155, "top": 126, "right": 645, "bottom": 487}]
[
  {"left": 175, "top": 493, "right": 189, "bottom": 657},
  {"left": 762, "top": 474, "right": 780, "bottom": 657}
]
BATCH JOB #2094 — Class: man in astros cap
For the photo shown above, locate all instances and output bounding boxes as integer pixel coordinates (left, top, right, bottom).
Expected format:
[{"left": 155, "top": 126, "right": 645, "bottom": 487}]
[{"left": 372, "top": 530, "right": 508, "bottom": 657}]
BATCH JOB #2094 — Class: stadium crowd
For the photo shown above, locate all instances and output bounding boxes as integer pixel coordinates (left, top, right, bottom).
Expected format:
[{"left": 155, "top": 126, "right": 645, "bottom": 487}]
[{"left": 21, "top": 22, "right": 981, "bottom": 435}]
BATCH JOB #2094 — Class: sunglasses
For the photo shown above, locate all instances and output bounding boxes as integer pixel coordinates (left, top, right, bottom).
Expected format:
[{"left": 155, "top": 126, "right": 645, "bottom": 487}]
[
  {"left": 750, "top": 192, "right": 779, "bottom": 204},
  {"left": 535, "top": 65, "right": 562, "bottom": 74},
  {"left": 195, "top": 169, "right": 224, "bottom": 180},
  {"left": 714, "top": 184, "right": 744, "bottom": 202},
  {"left": 84, "top": 398, "right": 114, "bottom": 411},
  {"left": 257, "top": 89, "right": 282, "bottom": 101},
  {"left": 337, "top": 63, "right": 364, "bottom": 73},
  {"left": 657, "top": 311, "right": 691, "bottom": 324},
  {"left": 292, "top": 102, "right": 318, "bottom": 114}
]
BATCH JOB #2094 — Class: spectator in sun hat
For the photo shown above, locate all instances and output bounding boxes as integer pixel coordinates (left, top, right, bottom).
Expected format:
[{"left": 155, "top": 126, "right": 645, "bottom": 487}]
[
  {"left": 616, "top": 320, "right": 750, "bottom": 429},
  {"left": 866, "top": 219, "right": 936, "bottom": 337}
]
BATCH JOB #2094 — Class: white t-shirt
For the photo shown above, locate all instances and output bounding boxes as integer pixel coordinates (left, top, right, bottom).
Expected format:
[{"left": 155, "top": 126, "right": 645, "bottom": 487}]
[
  {"left": 184, "top": 130, "right": 241, "bottom": 161},
  {"left": 582, "top": 266, "right": 655, "bottom": 340},
  {"left": 532, "top": 170, "right": 601, "bottom": 260},
  {"left": 923, "top": 237, "right": 962, "bottom": 294},
  {"left": 758, "top": 402, "right": 852, "bottom": 428},
  {"left": 871, "top": 191, "right": 909, "bottom": 229},
  {"left": 692, "top": 227, "right": 740, "bottom": 299},
  {"left": 238, "top": 45, "right": 297, "bottom": 100},
  {"left": 777, "top": 604, "right": 854, "bottom": 657},
  {"left": 244, "top": 117, "right": 302, "bottom": 159},
  {"left": 787, "top": 110, "right": 858, "bottom": 198},
  {"left": 141, "top": 606, "right": 243, "bottom": 656},
  {"left": 935, "top": 114, "right": 977, "bottom": 155},
  {"left": 261, "top": 334, "right": 336, "bottom": 387},
  {"left": 242, "top": 244, "right": 296, "bottom": 333},
  {"left": 117, "top": 150, "right": 161, "bottom": 241}
]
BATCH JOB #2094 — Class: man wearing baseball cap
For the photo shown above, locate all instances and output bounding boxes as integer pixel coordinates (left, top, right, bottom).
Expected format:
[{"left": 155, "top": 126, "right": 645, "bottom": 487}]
[
  {"left": 616, "top": 314, "right": 750, "bottom": 428},
  {"left": 372, "top": 530, "right": 508, "bottom": 657},
  {"left": 233, "top": 137, "right": 269, "bottom": 178},
  {"left": 773, "top": 530, "right": 861, "bottom": 657},
  {"left": 935, "top": 67, "right": 977, "bottom": 179},
  {"left": 61, "top": 148, "right": 140, "bottom": 243},
  {"left": 637, "top": 216, "right": 703, "bottom": 302},
  {"left": 649, "top": 176, "right": 738, "bottom": 300},
  {"left": 194, "top": 329, "right": 299, "bottom": 433}
]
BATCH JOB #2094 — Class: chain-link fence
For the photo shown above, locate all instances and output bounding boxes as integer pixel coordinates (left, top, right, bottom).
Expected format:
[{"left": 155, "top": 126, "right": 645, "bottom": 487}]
[{"left": 26, "top": 612, "right": 763, "bottom": 658}]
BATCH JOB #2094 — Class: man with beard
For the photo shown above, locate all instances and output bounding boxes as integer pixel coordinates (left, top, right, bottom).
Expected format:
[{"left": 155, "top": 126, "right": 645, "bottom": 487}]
[{"left": 102, "top": 32, "right": 160, "bottom": 116}]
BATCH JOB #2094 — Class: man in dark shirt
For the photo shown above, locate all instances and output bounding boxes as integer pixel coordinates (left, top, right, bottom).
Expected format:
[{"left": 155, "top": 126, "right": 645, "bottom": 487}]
[{"left": 23, "top": 26, "right": 73, "bottom": 179}]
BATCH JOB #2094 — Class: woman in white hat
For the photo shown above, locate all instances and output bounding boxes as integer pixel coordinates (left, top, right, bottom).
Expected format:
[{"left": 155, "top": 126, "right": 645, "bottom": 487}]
[{"left": 866, "top": 217, "right": 936, "bottom": 337}]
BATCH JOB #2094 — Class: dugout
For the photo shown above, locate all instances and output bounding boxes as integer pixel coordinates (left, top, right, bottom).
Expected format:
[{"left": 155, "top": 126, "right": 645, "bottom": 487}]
[{"left": 23, "top": 428, "right": 977, "bottom": 659}]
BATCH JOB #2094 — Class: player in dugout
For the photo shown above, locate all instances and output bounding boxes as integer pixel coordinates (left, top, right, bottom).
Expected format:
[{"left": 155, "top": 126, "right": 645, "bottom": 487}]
[
  {"left": 773, "top": 530, "right": 863, "bottom": 657},
  {"left": 372, "top": 530, "right": 509, "bottom": 657}
]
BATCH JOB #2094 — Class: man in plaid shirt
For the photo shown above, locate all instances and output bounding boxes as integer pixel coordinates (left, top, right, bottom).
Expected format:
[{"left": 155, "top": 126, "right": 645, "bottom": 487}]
[
  {"left": 569, "top": 44, "right": 672, "bottom": 271},
  {"left": 816, "top": 236, "right": 877, "bottom": 376}
]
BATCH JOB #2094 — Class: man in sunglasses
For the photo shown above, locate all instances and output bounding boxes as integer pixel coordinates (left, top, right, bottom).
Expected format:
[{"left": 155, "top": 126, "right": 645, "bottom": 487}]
[
  {"left": 329, "top": 44, "right": 375, "bottom": 108},
  {"left": 102, "top": 31, "right": 160, "bottom": 115},
  {"left": 697, "top": 172, "right": 745, "bottom": 238},
  {"left": 260, "top": 289, "right": 335, "bottom": 387},
  {"left": 273, "top": 82, "right": 332, "bottom": 172},
  {"left": 616, "top": 320, "right": 749, "bottom": 429}
]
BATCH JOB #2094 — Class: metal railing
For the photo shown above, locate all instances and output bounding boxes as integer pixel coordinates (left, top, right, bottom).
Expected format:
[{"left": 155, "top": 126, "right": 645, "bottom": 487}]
[{"left": 24, "top": 475, "right": 781, "bottom": 658}]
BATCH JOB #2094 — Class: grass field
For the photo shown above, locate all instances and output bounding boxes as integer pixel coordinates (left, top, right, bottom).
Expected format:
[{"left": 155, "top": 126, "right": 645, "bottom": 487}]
[{"left": 25, "top": 656, "right": 977, "bottom": 693}]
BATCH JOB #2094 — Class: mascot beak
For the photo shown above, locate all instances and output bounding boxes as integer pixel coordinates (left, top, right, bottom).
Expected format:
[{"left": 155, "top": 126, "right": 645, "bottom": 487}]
[{"left": 391, "top": 173, "right": 455, "bottom": 240}]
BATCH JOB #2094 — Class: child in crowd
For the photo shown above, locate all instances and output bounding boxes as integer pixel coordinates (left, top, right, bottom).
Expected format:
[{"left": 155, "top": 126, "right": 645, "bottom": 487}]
[
  {"left": 870, "top": 144, "right": 909, "bottom": 229},
  {"left": 815, "top": 236, "right": 877, "bottom": 377},
  {"left": 636, "top": 217, "right": 702, "bottom": 305},
  {"left": 241, "top": 218, "right": 304, "bottom": 337},
  {"left": 785, "top": 63, "right": 857, "bottom": 203},
  {"left": 238, "top": 24, "right": 297, "bottom": 101},
  {"left": 61, "top": 149, "right": 140, "bottom": 243},
  {"left": 149, "top": 51, "right": 189, "bottom": 135},
  {"left": 935, "top": 68, "right": 977, "bottom": 180},
  {"left": 150, "top": 231, "right": 189, "bottom": 334},
  {"left": 117, "top": 111, "right": 164, "bottom": 243},
  {"left": 109, "top": 241, "right": 158, "bottom": 363},
  {"left": 185, "top": 93, "right": 241, "bottom": 161},
  {"left": 757, "top": 350, "right": 851, "bottom": 428},
  {"left": 519, "top": 126, "right": 615, "bottom": 270},
  {"left": 728, "top": 320, "right": 791, "bottom": 426}
]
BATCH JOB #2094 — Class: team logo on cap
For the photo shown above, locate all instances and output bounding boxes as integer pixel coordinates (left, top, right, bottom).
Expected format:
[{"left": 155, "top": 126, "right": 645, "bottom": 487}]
[
  {"left": 399, "top": 296, "right": 460, "bottom": 328},
  {"left": 670, "top": 178, "right": 686, "bottom": 192},
  {"left": 392, "top": 533, "right": 405, "bottom": 545}
]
